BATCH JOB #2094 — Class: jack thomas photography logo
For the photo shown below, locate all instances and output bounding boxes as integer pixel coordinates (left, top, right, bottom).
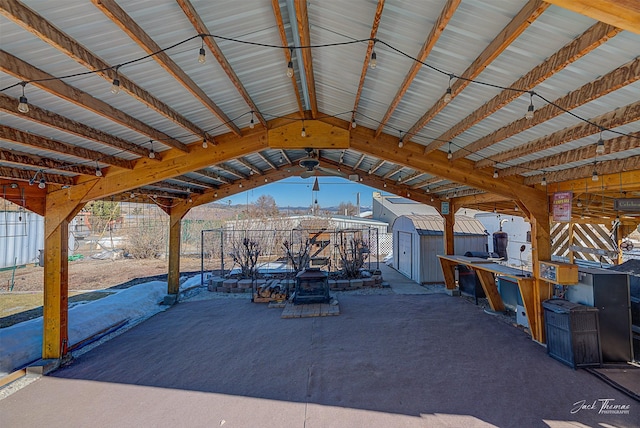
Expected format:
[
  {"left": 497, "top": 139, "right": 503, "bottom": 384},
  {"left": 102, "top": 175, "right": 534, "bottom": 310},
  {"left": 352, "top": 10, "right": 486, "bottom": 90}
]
[{"left": 571, "top": 399, "right": 631, "bottom": 415}]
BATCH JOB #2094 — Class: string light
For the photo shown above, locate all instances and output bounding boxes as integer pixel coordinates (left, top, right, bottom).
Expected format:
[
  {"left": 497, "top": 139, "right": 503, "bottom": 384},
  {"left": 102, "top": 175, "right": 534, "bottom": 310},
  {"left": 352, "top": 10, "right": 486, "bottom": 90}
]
[
  {"left": 249, "top": 111, "right": 255, "bottom": 129},
  {"left": 148, "top": 140, "right": 155, "bottom": 159},
  {"left": 198, "top": 35, "right": 206, "bottom": 64},
  {"left": 592, "top": 165, "right": 599, "bottom": 182},
  {"left": 493, "top": 169, "right": 498, "bottom": 179},
  {"left": 95, "top": 161, "right": 102, "bottom": 177},
  {"left": 383, "top": 182, "right": 387, "bottom": 188},
  {"left": 110, "top": 67, "right": 121, "bottom": 94},
  {"left": 398, "top": 130, "right": 403, "bottom": 148},
  {"left": 301, "top": 120, "right": 306, "bottom": 137},
  {"left": 443, "top": 74, "right": 453, "bottom": 103},
  {"left": 370, "top": 49, "right": 377, "bottom": 69},
  {"left": 525, "top": 92, "right": 534, "bottom": 120},
  {"left": 202, "top": 135, "right": 208, "bottom": 148},
  {"left": 38, "top": 178, "right": 46, "bottom": 189},
  {"left": 351, "top": 117, "right": 357, "bottom": 129},
  {"left": 595, "top": 130, "right": 605, "bottom": 155},
  {"left": 286, "top": 48, "right": 294, "bottom": 78},
  {"left": 447, "top": 142, "right": 452, "bottom": 159},
  {"left": 17, "top": 82, "right": 29, "bottom": 113},
  {"left": 541, "top": 175, "right": 547, "bottom": 186}
]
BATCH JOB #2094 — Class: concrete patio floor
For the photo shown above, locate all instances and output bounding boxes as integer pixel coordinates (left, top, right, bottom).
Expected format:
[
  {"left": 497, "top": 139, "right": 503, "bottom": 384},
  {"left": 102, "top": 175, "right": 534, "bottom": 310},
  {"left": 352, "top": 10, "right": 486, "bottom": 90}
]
[{"left": 1, "top": 274, "right": 637, "bottom": 427}]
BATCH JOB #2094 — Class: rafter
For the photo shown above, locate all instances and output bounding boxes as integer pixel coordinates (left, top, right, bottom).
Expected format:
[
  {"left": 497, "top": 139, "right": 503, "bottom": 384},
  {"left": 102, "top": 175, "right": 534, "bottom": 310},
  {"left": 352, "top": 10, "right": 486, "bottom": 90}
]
[
  {"left": 368, "top": 159, "right": 386, "bottom": 175},
  {"left": 176, "top": 0, "right": 266, "bottom": 128},
  {"left": 294, "top": 0, "right": 318, "bottom": 117},
  {"left": 353, "top": 154, "right": 366, "bottom": 171},
  {"left": 426, "top": 22, "right": 620, "bottom": 155},
  {"left": 404, "top": 0, "right": 549, "bottom": 142},
  {"left": 0, "top": 50, "right": 189, "bottom": 152},
  {"left": 0, "top": 149, "right": 96, "bottom": 176},
  {"left": 352, "top": 0, "right": 385, "bottom": 125},
  {"left": 0, "top": 95, "right": 154, "bottom": 159},
  {"left": 382, "top": 165, "right": 403, "bottom": 180},
  {"left": 0, "top": 125, "right": 134, "bottom": 170},
  {"left": 525, "top": 155, "right": 640, "bottom": 186},
  {"left": 499, "top": 131, "right": 640, "bottom": 177},
  {"left": 544, "top": 0, "right": 640, "bottom": 35},
  {"left": 171, "top": 175, "right": 216, "bottom": 189},
  {"left": 279, "top": 149, "right": 292, "bottom": 165},
  {"left": 0, "top": 166, "right": 73, "bottom": 186},
  {"left": 452, "top": 55, "right": 640, "bottom": 160},
  {"left": 475, "top": 100, "right": 640, "bottom": 169},
  {"left": 271, "top": 0, "right": 304, "bottom": 115},
  {"left": 256, "top": 151, "right": 277, "bottom": 170},
  {"left": 194, "top": 169, "right": 230, "bottom": 184},
  {"left": 216, "top": 163, "right": 248, "bottom": 179},
  {"left": 374, "top": 0, "right": 459, "bottom": 137},
  {"left": 398, "top": 172, "right": 425, "bottom": 185},
  {"left": 92, "top": 0, "right": 241, "bottom": 137},
  {"left": 149, "top": 181, "right": 203, "bottom": 194},
  {"left": 0, "top": 0, "right": 211, "bottom": 144},
  {"left": 235, "top": 158, "right": 263, "bottom": 175},
  {"left": 411, "top": 177, "right": 444, "bottom": 189}
]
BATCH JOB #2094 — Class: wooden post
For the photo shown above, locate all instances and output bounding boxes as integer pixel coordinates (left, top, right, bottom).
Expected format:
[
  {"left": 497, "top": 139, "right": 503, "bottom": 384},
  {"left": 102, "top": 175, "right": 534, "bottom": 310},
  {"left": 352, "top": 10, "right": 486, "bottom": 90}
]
[
  {"left": 166, "top": 203, "right": 190, "bottom": 296},
  {"left": 568, "top": 222, "right": 575, "bottom": 264},
  {"left": 43, "top": 218, "right": 69, "bottom": 359},
  {"left": 529, "top": 213, "right": 552, "bottom": 344},
  {"left": 442, "top": 203, "right": 455, "bottom": 256}
]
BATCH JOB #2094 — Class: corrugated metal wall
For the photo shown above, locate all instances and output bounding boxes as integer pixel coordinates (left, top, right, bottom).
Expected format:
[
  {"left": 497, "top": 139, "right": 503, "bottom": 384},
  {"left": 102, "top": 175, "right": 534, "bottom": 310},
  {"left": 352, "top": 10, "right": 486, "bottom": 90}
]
[{"left": 0, "top": 211, "right": 44, "bottom": 269}]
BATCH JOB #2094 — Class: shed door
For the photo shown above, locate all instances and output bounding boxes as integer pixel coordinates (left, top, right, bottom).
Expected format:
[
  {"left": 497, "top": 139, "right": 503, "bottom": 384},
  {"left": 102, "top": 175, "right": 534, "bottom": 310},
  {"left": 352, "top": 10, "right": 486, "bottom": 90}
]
[{"left": 397, "top": 231, "right": 412, "bottom": 278}]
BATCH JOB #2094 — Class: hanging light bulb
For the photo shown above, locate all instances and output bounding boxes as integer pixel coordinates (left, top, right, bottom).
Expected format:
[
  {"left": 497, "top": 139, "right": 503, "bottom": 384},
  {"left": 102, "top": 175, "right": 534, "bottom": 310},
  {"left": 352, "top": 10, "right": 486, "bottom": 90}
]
[
  {"left": 198, "top": 36, "right": 206, "bottom": 64},
  {"left": 493, "top": 169, "right": 499, "bottom": 179},
  {"left": 38, "top": 178, "right": 46, "bottom": 189},
  {"left": 301, "top": 124, "right": 306, "bottom": 138},
  {"left": 398, "top": 138, "right": 404, "bottom": 148},
  {"left": 595, "top": 131, "right": 605, "bottom": 154},
  {"left": 110, "top": 67, "right": 121, "bottom": 94},
  {"left": 279, "top": 155, "right": 284, "bottom": 164},
  {"left": 351, "top": 118, "right": 357, "bottom": 129},
  {"left": 514, "top": 205, "right": 519, "bottom": 212},
  {"left": 525, "top": 92, "right": 534, "bottom": 120},
  {"left": 148, "top": 140, "right": 155, "bottom": 159},
  {"left": 592, "top": 169, "right": 599, "bottom": 182},
  {"left": 18, "top": 82, "right": 29, "bottom": 113},
  {"left": 447, "top": 142, "right": 452, "bottom": 160},
  {"left": 383, "top": 182, "right": 387, "bottom": 188},
  {"left": 370, "top": 50, "right": 377, "bottom": 69},
  {"left": 426, "top": 187, "right": 430, "bottom": 193},
  {"left": 541, "top": 176, "right": 547, "bottom": 186},
  {"left": 249, "top": 111, "right": 255, "bottom": 129},
  {"left": 430, "top": 197, "right": 434, "bottom": 202},
  {"left": 95, "top": 161, "right": 103, "bottom": 177},
  {"left": 443, "top": 75, "right": 453, "bottom": 103},
  {"left": 202, "top": 137, "right": 208, "bottom": 149}
]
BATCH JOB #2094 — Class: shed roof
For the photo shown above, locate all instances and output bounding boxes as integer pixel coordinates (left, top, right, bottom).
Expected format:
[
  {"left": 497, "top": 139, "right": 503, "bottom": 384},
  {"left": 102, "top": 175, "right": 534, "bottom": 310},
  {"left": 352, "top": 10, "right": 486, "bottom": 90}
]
[{"left": 401, "top": 214, "right": 488, "bottom": 236}]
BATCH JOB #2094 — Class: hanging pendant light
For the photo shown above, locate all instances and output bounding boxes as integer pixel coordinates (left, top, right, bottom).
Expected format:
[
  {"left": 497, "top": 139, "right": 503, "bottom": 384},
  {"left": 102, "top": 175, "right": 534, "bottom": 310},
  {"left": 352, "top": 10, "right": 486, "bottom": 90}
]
[{"left": 312, "top": 176, "right": 320, "bottom": 192}]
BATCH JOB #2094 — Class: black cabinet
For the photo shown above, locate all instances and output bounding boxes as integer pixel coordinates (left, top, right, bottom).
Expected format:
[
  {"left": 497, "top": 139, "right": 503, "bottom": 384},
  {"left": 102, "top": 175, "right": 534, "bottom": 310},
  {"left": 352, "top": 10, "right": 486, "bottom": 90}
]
[
  {"left": 543, "top": 299, "right": 601, "bottom": 369},
  {"left": 565, "top": 267, "right": 633, "bottom": 363}
]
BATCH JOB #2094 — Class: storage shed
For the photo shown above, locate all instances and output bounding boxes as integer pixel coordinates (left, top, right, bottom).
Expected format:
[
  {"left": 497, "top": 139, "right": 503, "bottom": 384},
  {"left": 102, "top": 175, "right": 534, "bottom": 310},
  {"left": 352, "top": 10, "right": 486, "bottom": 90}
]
[{"left": 392, "top": 215, "right": 488, "bottom": 284}]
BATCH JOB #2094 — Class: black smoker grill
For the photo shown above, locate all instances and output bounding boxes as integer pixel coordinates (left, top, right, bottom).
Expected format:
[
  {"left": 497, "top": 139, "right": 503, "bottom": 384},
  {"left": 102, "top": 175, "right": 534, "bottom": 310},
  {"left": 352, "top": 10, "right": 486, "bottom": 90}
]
[{"left": 294, "top": 268, "right": 330, "bottom": 305}]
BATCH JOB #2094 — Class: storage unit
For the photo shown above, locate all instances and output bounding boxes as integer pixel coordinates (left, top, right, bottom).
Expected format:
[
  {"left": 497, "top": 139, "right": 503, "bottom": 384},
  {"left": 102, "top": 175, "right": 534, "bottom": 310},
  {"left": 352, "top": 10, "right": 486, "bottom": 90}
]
[
  {"left": 392, "top": 215, "right": 488, "bottom": 284},
  {"left": 543, "top": 299, "right": 601, "bottom": 369},
  {"left": 565, "top": 267, "right": 633, "bottom": 363}
]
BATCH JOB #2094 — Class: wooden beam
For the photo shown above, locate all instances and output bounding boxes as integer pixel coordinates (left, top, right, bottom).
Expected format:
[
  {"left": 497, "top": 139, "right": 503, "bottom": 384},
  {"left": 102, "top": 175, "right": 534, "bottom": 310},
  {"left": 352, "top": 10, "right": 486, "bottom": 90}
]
[
  {"left": 0, "top": 50, "right": 189, "bottom": 152},
  {"left": 432, "top": 21, "right": 620, "bottom": 155},
  {"left": 216, "top": 163, "right": 248, "bottom": 179},
  {"left": 476, "top": 100, "right": 640, "bottom": 168},
  {"left": 294, "top": 0, "right": 318, "bottom": 117},
  {"left": 235, "top": 158, "right": 263, "bottom": 176},
  {"left": 527, "top": 154, "right": 640, "bottom": 186},
  {"left": 352, "top": 0, "right": 385, "bottom": 125},
  {"left": 0, "top": 0, "right": 209, "bottom": 143},
  {"left": 256, "top": 151, "right": 277, "bottom": 170},
  {"left": 544, "top": 0, "right": 640, "bottom": 34},
  {"left": 0, "top": 166, "right": 74, "bottom": 187},
  {"left": 500, "top": 131, "right": 640, "bottom": 177},
  {"left": 0, "top": 94, "right": 153, "bottom": 159},
  {"left": 92, "top": 0, "right": 241, "bottom": 137},
  {"left": 194, "top": 168, "right": 230, "bottom": 184},
  {"left": 374, "top": 0, "right": 459, "bottom": 137},
  {"left": 368, "top": 159, "right": 386, "bottom": 175},
  {"left": 353, "top": 154, "right": 366, "bottom": 171},
  {"left": 280, "top": 149, "right": 292, "bottom": 165},
  {"left": 268, "top": 119, "right": 350, "bottom": 149},
  {"left": 411, "top": 177, "right": 444, "bottom": 189},
  {"left": 398, "top": 172, "right": 425, "bottom": 185},
  {"left": 150, "top": 180, "right": 203, "bottom": 193},
  {"left": 0, "top": 125, "right": 134, "bottom": 170},
  {"left": 172, "top": 175, "right": 216, "bottom": 189},
  {"left": 382, "top": 165, "right": 403, "bottom": 180},
  {"left": 176, "top": 0, "right": 266, "bottom": 127},
  {"left": 0, "top": 149, "right": 96, "bottom": 176},
  {"left": 452, "top": 55, "right": 640, "bottom": 160},
  {"left": 271, "top": 0, "right": 304, "bottom": 115},
  {"left": 405, "top": 0, "right": 549, "bottom": 142}
]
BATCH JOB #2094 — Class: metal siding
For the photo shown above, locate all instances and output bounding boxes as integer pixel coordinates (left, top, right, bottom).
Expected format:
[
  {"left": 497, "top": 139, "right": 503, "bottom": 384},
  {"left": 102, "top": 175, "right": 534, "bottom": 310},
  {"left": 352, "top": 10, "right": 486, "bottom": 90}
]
[
  {"left": 421, "top": 234, "right": 445, "bottom": 283},
  {"left": 0, "top": 211, "right": 44, "bottom": 269}
]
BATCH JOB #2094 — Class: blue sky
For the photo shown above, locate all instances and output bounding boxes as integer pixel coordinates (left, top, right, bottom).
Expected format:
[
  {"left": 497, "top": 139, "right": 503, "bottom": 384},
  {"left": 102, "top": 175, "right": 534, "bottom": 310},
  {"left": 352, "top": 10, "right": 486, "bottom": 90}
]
[{"left": 218, "top": 176, "right": 390, "bottom": 209}]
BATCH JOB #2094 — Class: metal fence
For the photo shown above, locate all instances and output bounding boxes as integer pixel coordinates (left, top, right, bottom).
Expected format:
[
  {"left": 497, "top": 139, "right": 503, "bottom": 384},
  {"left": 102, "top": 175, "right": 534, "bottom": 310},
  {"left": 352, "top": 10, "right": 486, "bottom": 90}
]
[{"left": 200, "top": 227, "right": 381, "bottom": 280}]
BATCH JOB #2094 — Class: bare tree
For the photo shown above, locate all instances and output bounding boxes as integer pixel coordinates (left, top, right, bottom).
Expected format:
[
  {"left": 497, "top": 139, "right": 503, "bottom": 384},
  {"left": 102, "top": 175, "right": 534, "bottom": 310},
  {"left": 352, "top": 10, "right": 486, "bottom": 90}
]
[
  {"left": 282, "top": 237, "right": 312, "bottom": 274},
  {"left": 229, "top": 237, "right": 261, "bottom": 278},
  {"left": 337, "top": 235, "right": 369, "bottom": 279},
  {"left": 337, "top": 201, "right": 358, "bottom": 216}
]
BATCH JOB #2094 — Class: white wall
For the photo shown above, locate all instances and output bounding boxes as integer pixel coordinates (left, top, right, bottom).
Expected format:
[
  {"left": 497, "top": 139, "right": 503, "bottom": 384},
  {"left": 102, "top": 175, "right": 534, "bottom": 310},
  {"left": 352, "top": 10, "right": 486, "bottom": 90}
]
[
  {"left": 0, "top": 211, "right": 44, "bottom": 269},
  {"left": 474, "top": 213, "right": 532, "bottom": 269}
]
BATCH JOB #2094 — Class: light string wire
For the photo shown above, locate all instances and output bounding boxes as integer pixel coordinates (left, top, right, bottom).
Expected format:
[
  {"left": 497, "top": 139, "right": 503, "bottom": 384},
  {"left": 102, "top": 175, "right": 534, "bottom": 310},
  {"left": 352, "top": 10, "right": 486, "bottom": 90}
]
[{"left": 2, "top": 32, "right": 637, "bottom": 185}]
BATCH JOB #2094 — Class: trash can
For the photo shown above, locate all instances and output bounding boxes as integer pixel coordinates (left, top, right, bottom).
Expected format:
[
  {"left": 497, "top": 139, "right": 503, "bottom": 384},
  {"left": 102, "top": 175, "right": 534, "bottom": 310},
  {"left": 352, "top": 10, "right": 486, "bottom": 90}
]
[{"left": 542, "top": 299, "right": 601, "bottom": 369}]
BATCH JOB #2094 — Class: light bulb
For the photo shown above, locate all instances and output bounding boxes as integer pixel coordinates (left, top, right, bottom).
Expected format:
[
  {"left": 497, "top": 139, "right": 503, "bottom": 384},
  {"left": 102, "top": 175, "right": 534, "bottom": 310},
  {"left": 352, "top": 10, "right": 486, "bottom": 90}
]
[
  {"left": 249, "top": 118, "right": 255, "bottom": 129},
  {"left": 493, "top": 169, "right": 498, "bottom": 179},
  {"left": 443, "top": 87, "right": 452, "bottom": 103},
  {"left": 426, "top": 187, "right": 430, "bottom": 193},
  {"left": 596, "top": 138, "right": 605, "bottom": 154},
  {"left": 264, "top": 178, "right": 268, "bottom": 182},
  {"left": 383, "top": 182, "right": 387, "bottom": 188},
  {"left": 198, "top": 47, "right": 206, "bottom": 64},
  {"left": 447, "top": 149, "right": 452, "bottom": 160},
  {"left": 149, "top": 150, "right": 155, "bottom": 159},
  {"left": 239, "top": 183, "right": 243, "bottom": 188},
  {"left": 592, "top": 170, "right": 599, "bottom": 181},
  {"left": 95, "top": 167, "right": 102, "bottom": 177},
  {"left": 351, "top": 119, "right": 356, "bottom": 129},
  {"left": 430, "top": 197, "right": 434, "bottom": 202},
  {"left": 370, "top": 51, "right": 377, "bottom": 69},
  {"left": 279, "top": 155, "right": 283, "bottom": 164},
  {"left": 18, "top": 96, "right": 29, "bottom": 113},
  {"left": 525, "top": 104, "right": 534, "bottom": 120},
  {"left": 38, "top": 178, "right": 46, "bottom": 189},
  {"left": 398, "top": 139, "right": 404, "bottom": 148},
  {"left": 214, "top": 192, "right": 218, "bottom": 197},
  {"left": 541, "top": 176, "right": 547, "bottom": 186},
  {"left": 111, "top": 78, "right": 120, "bottom": 94},
  {"left": 287, "top": 61, "right": 294, "bottom": 78},
  {"left": 301, "top": 127, "right": 306, "bottom": 137}
]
